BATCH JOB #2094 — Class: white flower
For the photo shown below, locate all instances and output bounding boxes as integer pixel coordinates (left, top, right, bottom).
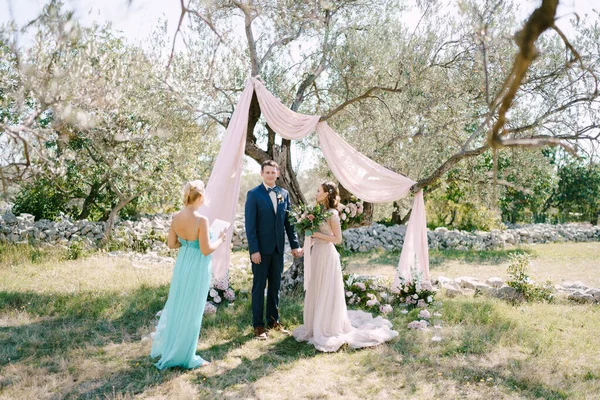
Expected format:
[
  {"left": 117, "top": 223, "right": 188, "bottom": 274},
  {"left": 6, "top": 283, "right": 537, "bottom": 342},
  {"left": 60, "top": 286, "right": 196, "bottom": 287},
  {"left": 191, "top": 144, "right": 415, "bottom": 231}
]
[
  {"left": 427, "top": 296, "right": 433, "bottom": 303},
  {"left": 341, "top": 213, "right": 347, "bottom": 220},
  {"left": 214, "top": 295, "right": 222, "bottom": 304},
  {"left": 366, "top": 299, "right": 379, "bottom": 307},
  {"left": 418, "top": 309, "right": 431, "bottom": 320},
  {"left": 380, "top": 304, "right": 393, "bottom": 314},
  {"left": 412, "top": 294, "right": 419, "bottom": 299},
  {"left": 209, "top": 289, "right": 218, "bottom": 298},
  {"left": 401, "top": 309, "right": 409, "bottom": 314},
  {"left": 431, "top": 336, "right": 442, "bottom": 342},
  {"left": 346, "top": 291, "right": 353, "bottom": 298}
]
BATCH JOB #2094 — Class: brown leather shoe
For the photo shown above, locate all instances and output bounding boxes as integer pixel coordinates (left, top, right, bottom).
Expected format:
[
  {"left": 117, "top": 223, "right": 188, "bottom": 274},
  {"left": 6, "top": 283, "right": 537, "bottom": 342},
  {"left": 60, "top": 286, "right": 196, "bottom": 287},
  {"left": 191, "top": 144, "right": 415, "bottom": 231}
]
[
  {"left": 254, "top": 326, "right": 267, "bottom": 340},
  {"left": 268, "top": 322, "right": 291, "bottom": 335}
]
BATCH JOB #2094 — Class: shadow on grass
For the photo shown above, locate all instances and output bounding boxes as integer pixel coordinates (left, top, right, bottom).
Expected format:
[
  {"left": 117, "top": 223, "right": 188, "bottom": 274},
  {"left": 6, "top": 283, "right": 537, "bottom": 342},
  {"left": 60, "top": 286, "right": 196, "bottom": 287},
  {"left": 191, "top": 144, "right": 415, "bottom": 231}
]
[
  {"left": 194, "top": 335, "right": 318, "bottom": 397},
  {"left": 0, "top": 285, "right": 174, "bottom": 397}
]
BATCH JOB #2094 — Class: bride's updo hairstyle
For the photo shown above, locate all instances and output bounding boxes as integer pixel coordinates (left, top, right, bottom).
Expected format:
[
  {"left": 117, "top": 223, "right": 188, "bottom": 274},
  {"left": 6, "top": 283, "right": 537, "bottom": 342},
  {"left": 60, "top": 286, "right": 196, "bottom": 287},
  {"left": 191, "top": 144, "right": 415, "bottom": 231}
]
[
  {"left": 182, "top": 180, "right": 205, "bottom": 205},
  {"left": 321, "top": 181, "right": 340, "bottom": 210}
]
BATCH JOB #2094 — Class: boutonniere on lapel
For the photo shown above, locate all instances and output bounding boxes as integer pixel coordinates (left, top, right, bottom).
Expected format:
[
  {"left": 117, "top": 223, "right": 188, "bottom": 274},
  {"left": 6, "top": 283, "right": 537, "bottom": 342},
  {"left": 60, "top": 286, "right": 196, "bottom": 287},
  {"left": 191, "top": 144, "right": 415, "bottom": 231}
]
[{"left": 276, "top": 192, "right": 284, "bottom": 204}]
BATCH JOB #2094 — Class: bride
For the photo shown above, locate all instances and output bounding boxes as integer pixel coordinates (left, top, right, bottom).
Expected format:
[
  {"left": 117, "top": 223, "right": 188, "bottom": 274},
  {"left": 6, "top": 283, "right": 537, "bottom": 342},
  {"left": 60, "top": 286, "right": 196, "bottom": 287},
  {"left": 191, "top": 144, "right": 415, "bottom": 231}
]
[{"left": 292, "top": 181, "right": 398, "bottom": 352}]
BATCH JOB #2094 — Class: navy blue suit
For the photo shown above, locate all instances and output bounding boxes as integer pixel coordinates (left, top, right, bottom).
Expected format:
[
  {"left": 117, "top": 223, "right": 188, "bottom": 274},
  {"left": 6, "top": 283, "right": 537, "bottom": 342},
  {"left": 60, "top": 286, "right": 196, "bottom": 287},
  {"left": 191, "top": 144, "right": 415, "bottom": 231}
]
[{"left": 245, "top": 184, "right": 300, "bottom": 328}]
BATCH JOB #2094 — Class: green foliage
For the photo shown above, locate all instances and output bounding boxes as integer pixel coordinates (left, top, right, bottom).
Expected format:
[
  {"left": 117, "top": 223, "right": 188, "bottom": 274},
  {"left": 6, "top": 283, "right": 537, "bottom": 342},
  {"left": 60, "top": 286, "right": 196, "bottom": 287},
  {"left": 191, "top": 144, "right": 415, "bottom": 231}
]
[
  {"left": 426, "top": 181, "right": 503, "bottom": 231},
  {"left": 12, "top": 177, "right": 71, "bottom": 221},
  {"left": 65, "top": 240, "right": 87, "bottom": 261},
  {"left": 553, "top": 161, "right": 600, "bottom": 223},
  {"left": 506, "top": 253, "right": 554, "bottom": 303},
  {"left": 498, "top": 151, "right": 556, "bottom": 224}
]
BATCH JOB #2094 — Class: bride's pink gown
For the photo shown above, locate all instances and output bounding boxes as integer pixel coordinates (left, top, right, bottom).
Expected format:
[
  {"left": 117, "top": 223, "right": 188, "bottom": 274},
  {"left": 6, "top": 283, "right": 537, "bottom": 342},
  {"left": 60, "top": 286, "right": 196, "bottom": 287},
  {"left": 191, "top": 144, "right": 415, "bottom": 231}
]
[{"left": 293, "top": 210, "right": 398, "bottom": 352}]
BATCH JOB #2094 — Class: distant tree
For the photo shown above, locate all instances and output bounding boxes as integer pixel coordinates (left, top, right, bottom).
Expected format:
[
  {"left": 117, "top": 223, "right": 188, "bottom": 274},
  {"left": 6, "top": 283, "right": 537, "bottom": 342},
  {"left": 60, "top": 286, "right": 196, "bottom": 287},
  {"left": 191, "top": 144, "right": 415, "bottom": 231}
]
[{"left": 0, "top": 2, "right": 219, "bottom": 238}]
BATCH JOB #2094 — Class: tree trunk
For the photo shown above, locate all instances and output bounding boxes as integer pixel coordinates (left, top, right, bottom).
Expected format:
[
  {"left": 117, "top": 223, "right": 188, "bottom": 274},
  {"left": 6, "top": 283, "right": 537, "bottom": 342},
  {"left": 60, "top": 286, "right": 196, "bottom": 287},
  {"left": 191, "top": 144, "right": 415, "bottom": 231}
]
[
  {"left": 243, "top": 93, "right": 307, "bottom": 206},
  {"left": 391, "top": 202, "right": 412, "bottom": 225},
  {"left": 78, "top": 180, "right": 105, "bottom": 220},
  {"left": 102, "top": 194, "right": 138, "bottom": 242},
  {"left": 275, "top": 138, "right": 306, "bottom": 206}
]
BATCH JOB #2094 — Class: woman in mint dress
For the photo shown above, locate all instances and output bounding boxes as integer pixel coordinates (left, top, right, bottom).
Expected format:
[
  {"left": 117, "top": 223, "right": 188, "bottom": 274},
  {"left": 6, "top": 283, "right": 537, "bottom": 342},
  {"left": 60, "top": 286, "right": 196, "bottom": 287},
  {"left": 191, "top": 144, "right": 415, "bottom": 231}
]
[{"left": 150, "top": 180, "right": 227, "bottom": 370}]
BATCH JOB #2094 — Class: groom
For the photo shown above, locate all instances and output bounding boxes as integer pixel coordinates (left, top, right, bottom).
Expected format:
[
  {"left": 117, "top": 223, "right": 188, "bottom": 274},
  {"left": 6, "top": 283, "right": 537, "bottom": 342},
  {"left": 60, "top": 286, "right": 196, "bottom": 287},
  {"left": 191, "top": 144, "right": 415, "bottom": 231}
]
[{"left": 245, "top": 160, "right": 302, "bottom": 339}]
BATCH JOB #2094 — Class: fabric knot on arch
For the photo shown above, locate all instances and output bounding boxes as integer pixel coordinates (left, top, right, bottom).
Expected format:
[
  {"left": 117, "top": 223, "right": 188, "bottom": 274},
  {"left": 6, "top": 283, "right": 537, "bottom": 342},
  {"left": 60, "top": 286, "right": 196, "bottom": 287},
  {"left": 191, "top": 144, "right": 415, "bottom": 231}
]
[{"left": 199, "top": 77, "right": 430, "bottom": 289}]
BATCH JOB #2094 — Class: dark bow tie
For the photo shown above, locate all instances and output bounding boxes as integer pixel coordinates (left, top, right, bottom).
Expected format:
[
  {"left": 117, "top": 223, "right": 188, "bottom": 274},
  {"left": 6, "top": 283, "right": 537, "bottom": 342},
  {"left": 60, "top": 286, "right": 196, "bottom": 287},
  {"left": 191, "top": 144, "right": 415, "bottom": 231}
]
[{"left": 267, "top": 187, "right": 276, "bottom": 194}]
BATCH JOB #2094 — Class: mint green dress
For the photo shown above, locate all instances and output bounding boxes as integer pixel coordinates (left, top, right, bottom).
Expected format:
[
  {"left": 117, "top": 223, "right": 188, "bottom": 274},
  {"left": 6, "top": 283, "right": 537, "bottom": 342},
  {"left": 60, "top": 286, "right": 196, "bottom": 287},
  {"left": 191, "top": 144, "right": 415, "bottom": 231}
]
[{"left": 150, "top": 231, "right": 212, "bottom": 370}]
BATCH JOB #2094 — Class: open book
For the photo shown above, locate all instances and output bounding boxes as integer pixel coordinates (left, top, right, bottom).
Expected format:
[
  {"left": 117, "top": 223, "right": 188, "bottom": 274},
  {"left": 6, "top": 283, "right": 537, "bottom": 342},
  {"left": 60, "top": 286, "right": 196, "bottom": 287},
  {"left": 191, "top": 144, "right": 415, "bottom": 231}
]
[{"left": 210, "top": 218, "right": 231, "bottom": 234}]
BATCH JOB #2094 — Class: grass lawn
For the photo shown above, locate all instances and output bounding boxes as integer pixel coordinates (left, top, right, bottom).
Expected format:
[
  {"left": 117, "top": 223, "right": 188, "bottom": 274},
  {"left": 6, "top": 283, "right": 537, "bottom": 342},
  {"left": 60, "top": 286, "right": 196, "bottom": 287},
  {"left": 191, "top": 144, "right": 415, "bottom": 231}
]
[
  {"left": 343, "top": 242, "right": 600, "bottom": 287},
  {"left": 1, "top": 242, "right": 599, "bottom": 399}
]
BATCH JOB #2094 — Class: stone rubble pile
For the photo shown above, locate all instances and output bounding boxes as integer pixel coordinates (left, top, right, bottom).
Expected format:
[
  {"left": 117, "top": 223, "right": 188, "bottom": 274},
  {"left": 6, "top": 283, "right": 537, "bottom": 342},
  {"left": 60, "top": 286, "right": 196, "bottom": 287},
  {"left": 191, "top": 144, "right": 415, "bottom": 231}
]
[
  {"left": 434, "top": 275, "right": 600, "bottom": 303},
  {"left": 343, "top": 223, "right": 600, "bottom": 252},
  {"left": 1, "top": 211, "right": 598, "bottom": 254}
]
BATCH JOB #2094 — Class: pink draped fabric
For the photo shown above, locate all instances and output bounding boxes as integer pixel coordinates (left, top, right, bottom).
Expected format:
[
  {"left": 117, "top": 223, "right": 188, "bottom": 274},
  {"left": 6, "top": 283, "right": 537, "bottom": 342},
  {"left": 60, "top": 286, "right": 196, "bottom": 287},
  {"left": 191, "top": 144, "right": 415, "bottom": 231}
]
[
  {"left": 302, "top": 235, "right": 312, "bottom": 290},
  {"left": 199, "top": 80, "right": 254, "bottom": 279},
  {"left": 203, "top": 77, "right": 429, "bottom": 287}
]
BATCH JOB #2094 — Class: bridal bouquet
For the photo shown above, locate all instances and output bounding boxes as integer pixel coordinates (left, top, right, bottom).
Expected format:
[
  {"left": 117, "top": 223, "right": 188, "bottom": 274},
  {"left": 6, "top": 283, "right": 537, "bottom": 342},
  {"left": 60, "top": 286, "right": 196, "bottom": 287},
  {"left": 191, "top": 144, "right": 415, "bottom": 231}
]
[{"left": 288, "top": 203, "right": 332, "bottom": 236}]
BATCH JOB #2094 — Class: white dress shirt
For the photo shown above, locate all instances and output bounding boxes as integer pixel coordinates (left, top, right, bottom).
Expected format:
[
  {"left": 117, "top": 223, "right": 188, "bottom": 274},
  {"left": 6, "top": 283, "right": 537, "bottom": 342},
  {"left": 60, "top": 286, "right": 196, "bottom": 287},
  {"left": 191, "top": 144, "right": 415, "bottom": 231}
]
[{"left": 263, "top": 183, "right": 277, "bottom": 214}]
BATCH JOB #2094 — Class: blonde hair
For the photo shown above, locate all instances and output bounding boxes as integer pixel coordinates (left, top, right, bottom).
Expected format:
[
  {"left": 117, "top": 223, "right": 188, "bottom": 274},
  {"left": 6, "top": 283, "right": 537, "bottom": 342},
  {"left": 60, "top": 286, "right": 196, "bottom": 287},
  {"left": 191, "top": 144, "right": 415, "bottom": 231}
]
[{"left": 183, "top": 180, "right": 205, "bottom": 205}]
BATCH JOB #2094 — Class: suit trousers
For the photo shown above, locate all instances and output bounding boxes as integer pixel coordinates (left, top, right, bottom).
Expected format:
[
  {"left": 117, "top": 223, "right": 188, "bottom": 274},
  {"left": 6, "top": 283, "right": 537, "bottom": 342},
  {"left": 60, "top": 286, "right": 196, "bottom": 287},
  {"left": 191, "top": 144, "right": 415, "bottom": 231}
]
[{"left": 251, "top": 250, "right": 284, "bottom": 328}]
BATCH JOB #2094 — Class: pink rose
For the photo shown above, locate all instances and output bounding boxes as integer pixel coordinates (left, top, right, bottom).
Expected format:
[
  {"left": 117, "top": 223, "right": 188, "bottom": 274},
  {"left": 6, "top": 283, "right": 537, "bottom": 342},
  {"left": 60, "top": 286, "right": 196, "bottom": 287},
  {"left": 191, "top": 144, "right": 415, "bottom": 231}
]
[
  {"left": 307, "top": 214, "right": 315, "bottom": 222},
  {"left": 204, "top": 302, "right": 217, "bottom": 315},
  {"left": 348, "top": 203, "right": 358, "bottom": 218},
  {"left": 224, "top": 289, "right": 236, "bottom": 301}
]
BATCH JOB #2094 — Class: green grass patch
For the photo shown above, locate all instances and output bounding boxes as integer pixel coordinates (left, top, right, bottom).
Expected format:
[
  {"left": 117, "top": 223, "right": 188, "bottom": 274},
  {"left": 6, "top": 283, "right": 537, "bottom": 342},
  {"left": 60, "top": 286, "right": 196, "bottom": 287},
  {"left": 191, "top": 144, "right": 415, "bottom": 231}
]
[
  {"left": 0, "top": 242, "right": 67, "bottom": 267},
  {"left": 1, "top": 245, "right": 599, "bottom": 398}
]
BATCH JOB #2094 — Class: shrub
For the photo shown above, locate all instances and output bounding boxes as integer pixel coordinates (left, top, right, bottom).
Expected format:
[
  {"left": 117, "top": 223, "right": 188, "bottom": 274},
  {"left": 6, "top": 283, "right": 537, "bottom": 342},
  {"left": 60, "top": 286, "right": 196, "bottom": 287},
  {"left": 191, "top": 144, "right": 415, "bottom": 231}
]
[
  {"left": 12, "top": 178, "right": 71, "bottom": 221},
  {"left": 506, "top": 253, "right": 553, "bottom": 303}
]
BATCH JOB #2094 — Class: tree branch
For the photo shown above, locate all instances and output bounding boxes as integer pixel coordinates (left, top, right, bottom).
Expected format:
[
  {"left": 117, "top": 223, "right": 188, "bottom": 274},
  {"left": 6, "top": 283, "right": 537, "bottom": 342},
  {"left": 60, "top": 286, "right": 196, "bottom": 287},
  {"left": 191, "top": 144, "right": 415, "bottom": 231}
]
[
  {"left": 410, "top": 145, "right": 490, "bottom": 193},
  {"left": 320, "top": 84, "right": 406, "bottom": 121}
]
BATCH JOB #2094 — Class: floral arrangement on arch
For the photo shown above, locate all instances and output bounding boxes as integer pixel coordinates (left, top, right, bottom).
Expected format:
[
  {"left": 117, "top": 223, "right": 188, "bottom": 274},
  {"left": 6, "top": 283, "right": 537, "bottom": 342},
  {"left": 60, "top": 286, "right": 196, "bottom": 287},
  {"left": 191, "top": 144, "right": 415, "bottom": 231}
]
[
  {"left": 288, "top": 203, "right": 332, "bottom": 236},
  {"left": 204, "top": 276, "right": 236, "bottom": 315},
  {"left": 391, "top": 267, "right": 436, "bottom": 309},
  {"left": 337, "top": 197, "right": 364, "bottom": 230},
  {"left": 343, "top": 273, "right": 394, "bottom": 316}
]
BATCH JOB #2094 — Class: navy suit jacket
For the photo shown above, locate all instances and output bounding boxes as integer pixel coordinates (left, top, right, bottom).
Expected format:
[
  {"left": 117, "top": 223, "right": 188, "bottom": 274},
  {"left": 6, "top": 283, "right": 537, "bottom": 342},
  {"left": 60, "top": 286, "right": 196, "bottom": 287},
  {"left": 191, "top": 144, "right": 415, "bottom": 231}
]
[{"left": 245, "top": 184, "right": 300, "bottom": 255}]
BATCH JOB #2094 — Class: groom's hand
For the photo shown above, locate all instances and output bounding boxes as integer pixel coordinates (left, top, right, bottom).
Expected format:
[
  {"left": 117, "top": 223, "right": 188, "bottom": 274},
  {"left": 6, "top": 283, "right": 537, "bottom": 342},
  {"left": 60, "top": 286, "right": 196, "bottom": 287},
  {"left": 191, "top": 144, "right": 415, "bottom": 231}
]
[
  {"left": 291, "top": 248, "right": 303, "bottom": 258},
  {"left": 251, "top": 252, "right": 261, "bottom": 264}
]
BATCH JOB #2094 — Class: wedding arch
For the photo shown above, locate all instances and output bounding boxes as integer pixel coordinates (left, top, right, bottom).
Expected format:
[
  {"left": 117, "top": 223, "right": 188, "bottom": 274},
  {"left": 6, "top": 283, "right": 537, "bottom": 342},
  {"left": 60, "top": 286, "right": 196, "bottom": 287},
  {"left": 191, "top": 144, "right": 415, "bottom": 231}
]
[{"left": 200, "top": 78, "right": 429, "bottom": 289}]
